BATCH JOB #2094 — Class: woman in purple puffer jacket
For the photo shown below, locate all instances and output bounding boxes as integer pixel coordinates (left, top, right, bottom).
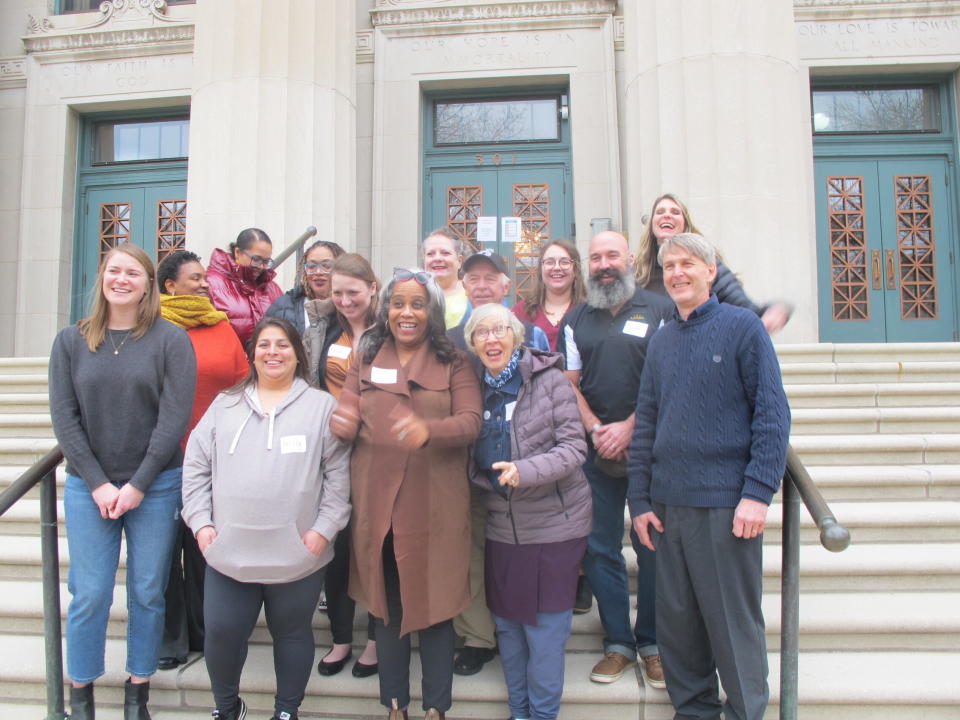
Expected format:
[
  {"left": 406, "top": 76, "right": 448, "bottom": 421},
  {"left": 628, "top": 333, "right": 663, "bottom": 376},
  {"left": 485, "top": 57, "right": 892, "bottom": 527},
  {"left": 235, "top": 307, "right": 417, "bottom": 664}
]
[{"left": 464, "top": 302, "right": 592, "bottom": 720}]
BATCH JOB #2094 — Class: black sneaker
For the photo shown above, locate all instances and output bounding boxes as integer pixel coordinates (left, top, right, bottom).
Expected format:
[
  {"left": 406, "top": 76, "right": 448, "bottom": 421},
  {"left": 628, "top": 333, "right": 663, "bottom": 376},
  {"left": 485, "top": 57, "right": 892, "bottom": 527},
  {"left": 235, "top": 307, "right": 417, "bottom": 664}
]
[
  {"left": 453, "top": 646, "right": 496, "bottom": 676},
  {"left": 573, "top": 575, "right": 593, "bottom": 614},
  {"left": 271, "top": 712, "right": 297, "bottom": 720},
  {"left": 211, "top": 697, "right": 246, "bottom": 720}
]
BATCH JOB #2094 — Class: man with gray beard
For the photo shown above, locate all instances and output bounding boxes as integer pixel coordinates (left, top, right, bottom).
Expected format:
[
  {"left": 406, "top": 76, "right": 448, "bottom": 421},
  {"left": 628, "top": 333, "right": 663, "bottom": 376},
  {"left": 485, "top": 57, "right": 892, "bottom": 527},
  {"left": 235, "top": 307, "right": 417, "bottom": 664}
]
[{"left": 557, "top": 231, "right": 674, "bottom": 687}]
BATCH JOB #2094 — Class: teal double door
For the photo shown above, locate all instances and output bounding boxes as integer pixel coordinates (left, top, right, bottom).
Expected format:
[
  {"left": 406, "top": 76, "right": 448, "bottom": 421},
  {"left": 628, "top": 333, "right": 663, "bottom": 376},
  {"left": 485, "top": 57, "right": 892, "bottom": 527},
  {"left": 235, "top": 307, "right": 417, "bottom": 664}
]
[
  {"left": 814, "top": 155, "right": 957, "bottom": 342},
  {"left": 425, "top": 162, "right": 571, "bottom": 302},
  {"left": 73, "top": 180, "right": 187, "bottom": 319}
]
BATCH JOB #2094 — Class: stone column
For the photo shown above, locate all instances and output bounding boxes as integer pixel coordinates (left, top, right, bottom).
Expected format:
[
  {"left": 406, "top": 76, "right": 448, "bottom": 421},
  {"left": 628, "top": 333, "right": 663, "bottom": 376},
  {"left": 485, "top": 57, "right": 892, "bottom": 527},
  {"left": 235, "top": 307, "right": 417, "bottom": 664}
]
[
  {"left": 186, "top": 0, "right": 356, "bottom": 284},
  {"left": 622, "top": 0, "right": 817, "bottom": 342}
]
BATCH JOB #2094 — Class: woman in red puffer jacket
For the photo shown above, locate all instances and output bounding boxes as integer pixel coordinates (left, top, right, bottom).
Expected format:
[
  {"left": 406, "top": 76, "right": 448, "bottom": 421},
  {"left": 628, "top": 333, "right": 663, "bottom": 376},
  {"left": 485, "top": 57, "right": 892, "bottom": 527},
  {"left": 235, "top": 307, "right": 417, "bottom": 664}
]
[{"left": 206, "top": 228, "right": 283, "bottom": 348}]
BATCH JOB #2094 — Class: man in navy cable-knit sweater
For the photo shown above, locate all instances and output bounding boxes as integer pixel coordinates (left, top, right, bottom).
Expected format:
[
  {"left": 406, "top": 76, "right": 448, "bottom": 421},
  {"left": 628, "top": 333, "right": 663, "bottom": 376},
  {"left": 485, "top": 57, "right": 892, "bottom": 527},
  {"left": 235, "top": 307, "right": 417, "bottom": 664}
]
[{"left": 627, "top": 233, "right": 790, "bottom": 720}]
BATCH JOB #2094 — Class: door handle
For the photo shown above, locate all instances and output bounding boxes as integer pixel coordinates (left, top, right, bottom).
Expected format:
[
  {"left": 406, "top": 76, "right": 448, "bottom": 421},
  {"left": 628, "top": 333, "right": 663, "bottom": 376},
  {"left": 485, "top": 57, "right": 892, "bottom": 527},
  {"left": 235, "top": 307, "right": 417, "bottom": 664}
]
[
  {"left": 871, "top": 250, "right": 881, "bottom": 290},
  {"left": 885, "top": 249, "right": 897, "bottom": 290}
]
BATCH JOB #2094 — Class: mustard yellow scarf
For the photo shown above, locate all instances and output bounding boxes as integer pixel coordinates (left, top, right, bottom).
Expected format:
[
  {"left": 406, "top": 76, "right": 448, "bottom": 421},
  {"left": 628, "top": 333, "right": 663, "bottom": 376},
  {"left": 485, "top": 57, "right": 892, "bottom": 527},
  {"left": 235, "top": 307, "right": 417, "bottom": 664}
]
[{"left": 160, "top": 294, "right": 229, "bottom": 330}]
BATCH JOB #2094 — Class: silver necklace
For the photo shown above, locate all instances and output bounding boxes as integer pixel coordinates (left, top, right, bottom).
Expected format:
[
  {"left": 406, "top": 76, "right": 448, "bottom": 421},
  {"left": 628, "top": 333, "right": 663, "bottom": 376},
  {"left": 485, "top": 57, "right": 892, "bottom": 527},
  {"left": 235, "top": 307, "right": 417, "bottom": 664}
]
[{"left": 108, "top": 329, "right": 133, "bottom": 355}]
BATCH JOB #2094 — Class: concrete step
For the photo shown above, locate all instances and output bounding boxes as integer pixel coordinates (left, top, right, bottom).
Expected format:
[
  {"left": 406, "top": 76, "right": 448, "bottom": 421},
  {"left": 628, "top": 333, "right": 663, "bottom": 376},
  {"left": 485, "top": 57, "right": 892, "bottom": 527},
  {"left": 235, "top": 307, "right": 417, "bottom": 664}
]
[
  {"left": 763, "top": 500, "right": 960, "bottom": 544},
  {"left": 776, "top": 342, "right": 960, "bottom": 364},
  {"left": 7, "top": 575, "right": 952, "bottom": 654},
  {"left": 805, "top": 464, "right": 960, "bottom": 501},
  {"left": 0, "top": 393, "right": 50, "bottom": 413},
  {"left": 790, "top": 407, "right": 960, "bottom": 435},
  {"left": 0, "top": 437, "right": 59, "bottom": 467},
  {"left": 0, "top": 413, "right": 54, "bottom": 438},
  {"left": 0, "top": 373, "right": 49, "bottom": 394},
  {"left": 780, "top": 360, "right": 960, "bottom": 385},
  {"left": 1, "top": 633, "right": 957, "bottom": 719},
  {"left": 0, "top": 357, "right": 49, "bottom": 373},
  {"left": 785, "top": 381, "right": 960, "bottom": 408},
  {"left": 790, "top": 434, "right": 960, "bottom": 466}
]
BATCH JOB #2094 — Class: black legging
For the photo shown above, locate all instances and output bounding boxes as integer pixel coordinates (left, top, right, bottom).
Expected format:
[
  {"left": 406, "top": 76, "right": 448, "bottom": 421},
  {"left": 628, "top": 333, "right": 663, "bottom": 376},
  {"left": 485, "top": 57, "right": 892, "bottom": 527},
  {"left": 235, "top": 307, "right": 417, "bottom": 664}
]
[
  {"left": 375, "top": 532, "right": 455, "bottom": 713},
  {"left": 326, "top": 520, "right": 375, "bottom": 644},
  {"left": 204, "top": 565, "right": 325, "bottom": 716}
]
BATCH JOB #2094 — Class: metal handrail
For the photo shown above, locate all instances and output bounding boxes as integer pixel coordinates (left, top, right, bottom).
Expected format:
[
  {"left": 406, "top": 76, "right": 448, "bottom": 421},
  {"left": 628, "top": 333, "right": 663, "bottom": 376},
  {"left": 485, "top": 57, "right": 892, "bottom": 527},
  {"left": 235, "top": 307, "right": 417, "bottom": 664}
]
[
  {"left": 2, "top": 438, "right": 845, "bottom": 720},
  {"left": 0, "top": 445, "right": 66, "bottom": 720},
  {"left": 780, "top": 444, "right": 850, "bottom": 720},
  {"left": 270, "top": 225, "right": 318, "bottom": 272}
]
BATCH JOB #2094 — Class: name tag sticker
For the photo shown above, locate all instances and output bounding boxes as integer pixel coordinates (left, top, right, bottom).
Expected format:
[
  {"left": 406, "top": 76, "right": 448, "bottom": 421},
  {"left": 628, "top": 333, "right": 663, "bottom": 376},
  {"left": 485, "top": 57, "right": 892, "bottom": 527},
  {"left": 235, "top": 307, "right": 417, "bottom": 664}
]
[
  {"left": 280, "top": 435, "right": 307, "bottom": 454},
  {"left": 328, "top": 344, "right": 352, "bottom": 360},
  {"left": 505, "top": 401, "right": 517, "bottom": 421},
  {"left": 623, "top": 320, "right": 649, "bottom": 338},
  {"left": 371, "top": 366, "right": 397, "bottom": 384}
]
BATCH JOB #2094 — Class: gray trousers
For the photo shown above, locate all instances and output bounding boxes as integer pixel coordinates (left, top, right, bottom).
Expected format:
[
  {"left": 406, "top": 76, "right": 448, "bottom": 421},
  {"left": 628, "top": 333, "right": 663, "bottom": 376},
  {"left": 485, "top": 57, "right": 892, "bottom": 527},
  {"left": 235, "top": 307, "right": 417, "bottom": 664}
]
[{"left": 653, "top": 503, "right": 768, "bottom": 720}]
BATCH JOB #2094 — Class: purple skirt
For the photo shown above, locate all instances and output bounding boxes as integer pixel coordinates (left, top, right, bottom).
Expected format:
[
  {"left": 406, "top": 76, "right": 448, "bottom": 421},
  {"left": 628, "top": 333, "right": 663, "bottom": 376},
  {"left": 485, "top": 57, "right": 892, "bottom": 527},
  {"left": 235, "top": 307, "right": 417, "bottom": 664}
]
[{"left": 484, "top": 536, "right": 588, "bottom": 626}]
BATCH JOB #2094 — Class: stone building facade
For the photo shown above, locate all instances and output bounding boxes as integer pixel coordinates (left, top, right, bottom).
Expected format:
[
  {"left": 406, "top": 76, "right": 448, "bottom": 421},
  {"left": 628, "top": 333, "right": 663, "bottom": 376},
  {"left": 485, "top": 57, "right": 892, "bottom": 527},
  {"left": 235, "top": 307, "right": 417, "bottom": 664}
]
[{"left": 1, "top": 0, "right": 958, "bottom": 354}]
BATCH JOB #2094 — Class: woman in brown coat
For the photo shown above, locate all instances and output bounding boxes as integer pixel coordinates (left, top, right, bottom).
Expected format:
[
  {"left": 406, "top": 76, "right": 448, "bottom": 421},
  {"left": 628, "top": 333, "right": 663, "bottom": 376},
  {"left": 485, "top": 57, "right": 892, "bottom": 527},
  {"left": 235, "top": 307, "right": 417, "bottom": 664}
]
[{"left": 331, "top": 267, "right": 481, "bottom": 720}]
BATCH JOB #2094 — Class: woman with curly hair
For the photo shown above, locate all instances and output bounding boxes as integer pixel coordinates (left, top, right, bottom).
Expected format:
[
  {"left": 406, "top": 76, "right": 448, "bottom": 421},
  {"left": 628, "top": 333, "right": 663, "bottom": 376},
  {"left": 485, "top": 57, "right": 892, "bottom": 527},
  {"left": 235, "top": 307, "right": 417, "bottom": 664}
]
[{"left": 330, "top": 268, "right": 481, "bottom": 720}]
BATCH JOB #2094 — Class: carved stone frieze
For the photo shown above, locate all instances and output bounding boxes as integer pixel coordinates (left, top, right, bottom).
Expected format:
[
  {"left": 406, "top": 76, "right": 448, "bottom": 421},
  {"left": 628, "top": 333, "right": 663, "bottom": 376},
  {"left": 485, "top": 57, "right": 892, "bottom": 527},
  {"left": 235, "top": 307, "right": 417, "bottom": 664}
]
[
  {"left": 24, "top": 0, "right": 190, "bottom": 41},
  {"left": 23, "top": 26, "right": 194, "bottom": 58},
  {"left": 356, "top": 30, "right": 375, "bottom": 63},
  {"left": 371, "top": 0, "right": 617, "bottom": 26},
  {"left": 0, "top": 56, "right": 27, "bottom": 89},
  {"left": 794, "top": 0, "right": 960, "bottom": 21}
]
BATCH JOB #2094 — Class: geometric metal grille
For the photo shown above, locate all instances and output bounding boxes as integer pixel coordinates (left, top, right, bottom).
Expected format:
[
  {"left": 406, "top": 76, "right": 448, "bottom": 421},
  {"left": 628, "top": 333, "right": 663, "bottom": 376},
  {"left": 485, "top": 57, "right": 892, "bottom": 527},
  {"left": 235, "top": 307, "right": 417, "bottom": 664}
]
[
  {"left": 894, "top": 175, "right": 938, "bottom": 320},
  {"left": 99, "top": 202, "right": 131, "bottom": 261},
  {"left": 826, "top": 176, "right": 870, "bottom": 321},
  {"left": 512, "top": 183, "right": 551, "bottom": 301},
  {"left": 157, "top": 199, "right": 187, "bottom": 262},
  {"left": 446, "top": 185, "right": 482, "bottom": 253}
]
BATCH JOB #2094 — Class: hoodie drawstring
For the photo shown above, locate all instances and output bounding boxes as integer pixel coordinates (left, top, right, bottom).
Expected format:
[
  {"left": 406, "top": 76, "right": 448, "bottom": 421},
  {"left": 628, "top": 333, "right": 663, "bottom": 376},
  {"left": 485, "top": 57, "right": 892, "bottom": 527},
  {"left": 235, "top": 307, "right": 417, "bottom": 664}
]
[
  {"left": 266, "top": 409, "right": 275, "bottom": 451},
  {"left": 228, "top": 408, "right": 254, "bottom": 455}
]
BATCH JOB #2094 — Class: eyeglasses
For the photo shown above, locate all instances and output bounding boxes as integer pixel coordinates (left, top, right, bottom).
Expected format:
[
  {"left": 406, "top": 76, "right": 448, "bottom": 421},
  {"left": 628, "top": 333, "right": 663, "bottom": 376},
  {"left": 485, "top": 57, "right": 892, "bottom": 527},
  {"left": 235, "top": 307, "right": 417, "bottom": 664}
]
[
  {"left": 304, "top": 260, "right": 335, "bottom": 275},
  {"left": 542, "top": 257, "right": 574, "bottom": 269},
  {"left": 473, "top": 324, "right": 512, "bottom": 341},
  {"left": 393, "top": 268, "right": 433, "bottom": 286},
  {"left": 239, "top": 249, "right": 274, "bottom": 269}
]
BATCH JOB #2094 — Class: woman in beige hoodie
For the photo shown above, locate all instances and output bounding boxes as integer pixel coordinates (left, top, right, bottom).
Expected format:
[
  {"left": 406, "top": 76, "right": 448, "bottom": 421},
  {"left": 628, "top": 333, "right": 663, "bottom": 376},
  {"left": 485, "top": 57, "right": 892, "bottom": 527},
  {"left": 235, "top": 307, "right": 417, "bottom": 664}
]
[{"left": 182, "top": 316, "right": 352, "bottom": 720}]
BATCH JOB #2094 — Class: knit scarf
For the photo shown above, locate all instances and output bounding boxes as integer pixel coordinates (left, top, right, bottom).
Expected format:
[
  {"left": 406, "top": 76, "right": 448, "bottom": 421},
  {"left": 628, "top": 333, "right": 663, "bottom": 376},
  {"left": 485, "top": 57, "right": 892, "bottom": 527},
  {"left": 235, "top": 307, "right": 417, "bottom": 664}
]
[
  {"left": 484, "top": 348, "right": 522, "bottom": 389},
  {"left": 160, "top": 294, "right": 229, "bottom": 330}
]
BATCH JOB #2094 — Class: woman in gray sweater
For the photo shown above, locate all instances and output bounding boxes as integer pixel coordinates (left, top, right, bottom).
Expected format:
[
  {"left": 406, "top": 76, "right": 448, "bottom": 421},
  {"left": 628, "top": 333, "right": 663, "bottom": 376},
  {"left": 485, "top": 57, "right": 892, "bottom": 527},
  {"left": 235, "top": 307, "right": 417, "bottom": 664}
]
[
  {"left": 182, "top": 316, "right": 351, "bottom": 720},
  {"left": 49, "top": 244, "right": 197, "bottom": 720},
  {"left": 465, "top": 303, "right": 592, "bottom": 720}
]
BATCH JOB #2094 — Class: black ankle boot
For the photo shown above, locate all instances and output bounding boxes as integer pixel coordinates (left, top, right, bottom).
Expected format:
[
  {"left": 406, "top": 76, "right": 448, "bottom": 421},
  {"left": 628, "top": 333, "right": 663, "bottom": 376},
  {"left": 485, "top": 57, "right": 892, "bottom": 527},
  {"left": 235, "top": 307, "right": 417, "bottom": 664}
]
[
  {"left": 69, "top": 684, "right": 94, "bottom": 720},
  {"left": 123, "top": 678, "right": 151, "bottom": 720}
]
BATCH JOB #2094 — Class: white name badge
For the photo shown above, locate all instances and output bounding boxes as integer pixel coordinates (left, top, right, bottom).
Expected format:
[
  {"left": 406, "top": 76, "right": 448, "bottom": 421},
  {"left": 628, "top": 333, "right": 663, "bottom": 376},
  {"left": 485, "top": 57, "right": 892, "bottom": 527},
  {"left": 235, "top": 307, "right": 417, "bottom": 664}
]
[
  {"left": 505, "top": 401, "right": 517, "bottom": 422},
  {"left": 280, "top": 435, "right": 307, "bottom": 454},
  {"left": 328, "top": 344, "right": 352, "bottom": 360},
  {"left": 623, "top": 320, "right": 649, "bottom": 338},
  {"left": 371, "top": 366, "right": 397, "bottom": 384}
]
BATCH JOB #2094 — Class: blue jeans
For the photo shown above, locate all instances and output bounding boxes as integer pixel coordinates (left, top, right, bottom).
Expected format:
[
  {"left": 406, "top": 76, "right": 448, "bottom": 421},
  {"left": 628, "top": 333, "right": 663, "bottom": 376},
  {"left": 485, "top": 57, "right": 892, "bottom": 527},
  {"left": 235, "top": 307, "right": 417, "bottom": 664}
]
[
  {"left": 64, "top": 469, "right": 182, "bottom": 683},
  {"left": 495, "top": 610, "right": 572, "bottom": 720},
  {"left": 581, "top": 449, "right": 657, "bottom": 659}
]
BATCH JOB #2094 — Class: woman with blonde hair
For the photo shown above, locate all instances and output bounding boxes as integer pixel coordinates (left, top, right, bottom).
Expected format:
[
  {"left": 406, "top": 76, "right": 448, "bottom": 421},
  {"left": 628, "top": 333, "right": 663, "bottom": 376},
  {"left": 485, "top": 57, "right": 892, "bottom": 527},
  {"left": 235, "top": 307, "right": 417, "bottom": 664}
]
[
  {"left": 49, "top": 244, "right": 197, "bottom": 720},
  {"left": 314, "top": 253, "right": 381, "bottom": 679},
  {"left": 635, "top": 193, "right": 791, "bottom": 332}
]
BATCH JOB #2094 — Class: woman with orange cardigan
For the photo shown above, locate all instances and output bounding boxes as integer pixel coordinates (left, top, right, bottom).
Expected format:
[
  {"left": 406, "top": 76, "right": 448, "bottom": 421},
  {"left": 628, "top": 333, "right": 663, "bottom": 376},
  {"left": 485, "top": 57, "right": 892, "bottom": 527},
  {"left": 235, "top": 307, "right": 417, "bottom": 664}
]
[{"left": 156, "top": 250, "right": 248, "bottom": 669}]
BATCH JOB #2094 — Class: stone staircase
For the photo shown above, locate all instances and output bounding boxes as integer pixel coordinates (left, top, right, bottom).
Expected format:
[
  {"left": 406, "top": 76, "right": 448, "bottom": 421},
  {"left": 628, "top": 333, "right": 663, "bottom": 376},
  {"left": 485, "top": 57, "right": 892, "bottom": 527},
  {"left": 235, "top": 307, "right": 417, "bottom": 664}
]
[{"left": 0, "top": 345, "right": 958, "bottom": 719}]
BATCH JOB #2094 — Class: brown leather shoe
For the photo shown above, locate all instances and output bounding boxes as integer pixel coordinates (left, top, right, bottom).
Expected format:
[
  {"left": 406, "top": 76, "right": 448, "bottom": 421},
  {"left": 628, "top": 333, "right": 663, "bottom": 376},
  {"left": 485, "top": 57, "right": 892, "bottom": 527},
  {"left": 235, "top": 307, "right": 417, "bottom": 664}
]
[
  {"left": 386, "top": 709, "right": 408, "bottom": 720},
  {"left": 423, "top": 711, "right": 445, "bottom": 720},
  {"left": 641, "top": 653, "right": 666, "bottom": 689},
  {"left": 589, "top": 651, "right": 637, "bottom": 683}
]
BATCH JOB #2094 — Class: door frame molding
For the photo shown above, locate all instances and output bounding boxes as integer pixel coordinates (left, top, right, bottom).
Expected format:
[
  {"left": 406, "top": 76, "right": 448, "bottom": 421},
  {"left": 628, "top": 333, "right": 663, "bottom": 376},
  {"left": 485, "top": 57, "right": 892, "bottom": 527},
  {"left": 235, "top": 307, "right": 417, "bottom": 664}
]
[
  {"left": 421, "top": 87, "right": 575, "bottom": 248},
  {"left": 73, "top": 108, "right": 189, "bottom": 320},
  {"left": 811, "top": 77, "right": 960, "bottom": 342}
]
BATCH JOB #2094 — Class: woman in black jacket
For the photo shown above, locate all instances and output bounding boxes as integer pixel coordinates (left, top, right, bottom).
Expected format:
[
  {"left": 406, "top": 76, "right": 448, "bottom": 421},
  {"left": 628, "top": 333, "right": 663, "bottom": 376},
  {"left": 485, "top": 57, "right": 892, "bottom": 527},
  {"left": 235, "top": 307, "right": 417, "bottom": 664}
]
[
  {"left": 266, "top": 240, "right": 345, "bottom": 333},
  {"left": 634, "top": 193, "right": 791, "bottom": 332}
]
